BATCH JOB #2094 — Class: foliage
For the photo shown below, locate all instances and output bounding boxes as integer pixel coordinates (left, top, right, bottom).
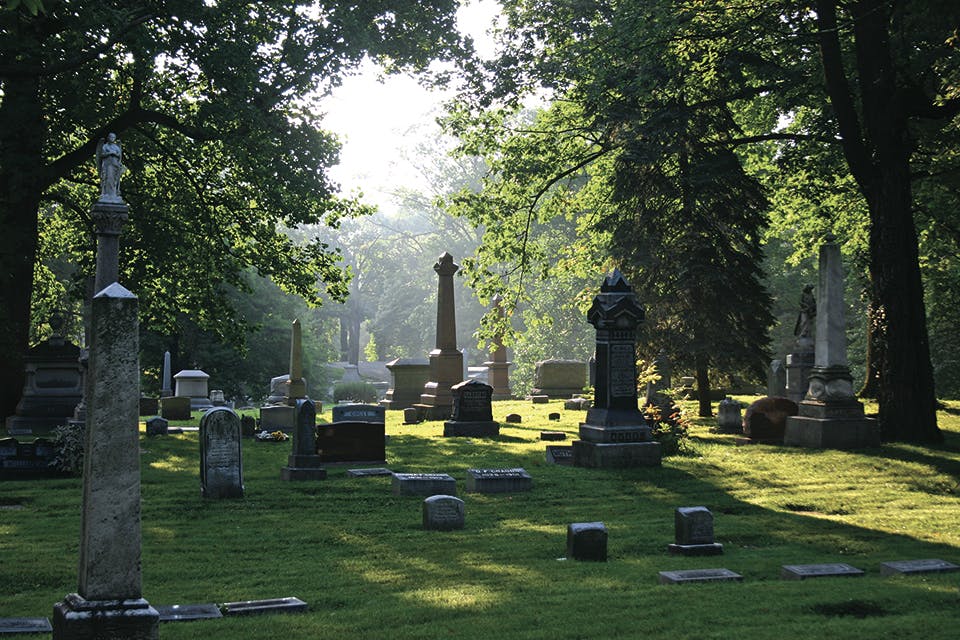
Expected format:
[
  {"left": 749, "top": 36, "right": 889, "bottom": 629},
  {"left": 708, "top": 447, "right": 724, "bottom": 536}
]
[
  {"left": 332, "top": 380, "right": 378, "bottom": 404},
  {"left": 51, "top": 422, "right": 84, "bottom": 476},
  {"left": 643, "top": 402, "right": 692, "bottom": 457}
]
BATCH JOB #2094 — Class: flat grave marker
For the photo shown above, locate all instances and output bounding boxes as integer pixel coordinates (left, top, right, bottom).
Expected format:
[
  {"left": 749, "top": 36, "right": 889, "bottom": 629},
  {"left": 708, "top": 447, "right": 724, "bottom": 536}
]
[
  {"left": 0, "top": 618, "right": 53, "bottom": 635},
  {"left": 781, "top": 563, "right": 864, "bottom": 580},
  {"left": 540, "top": 431, "right": 567, "bottom": 441},
  {"left": 392, "top": 473, "right": 457, "bottom": 496},
  {"left": 879, "top": 559, "right": 960, "bottom": 576},
  {"left": 465, "top": 468, "right": 532, "bottom": 494},
  {"left": 546, "top": 445, "right": 573, "bottom": 466},
  {"left": 155, "top": 604, "right": 223, "bottom": 622},
  {"left": 347, "top": 467, "right": 393, "bottom": 477},
  {"left": 658, "top": 569, "right": 743, "bottom": 585},
  {"left": 220, "top": 597, "right": 307, "bottom": 616}
]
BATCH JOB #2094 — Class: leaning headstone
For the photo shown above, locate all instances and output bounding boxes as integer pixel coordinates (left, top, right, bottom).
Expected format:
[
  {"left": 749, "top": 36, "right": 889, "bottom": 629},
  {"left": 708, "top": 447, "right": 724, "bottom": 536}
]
[
  {"left": 741, "top": 396, "right": 798, "bottom": 443},
  {"left": 159, "top": 395, "right": 191, "bottom": 421},
  {"left": 780, "top": 563, "right": 864, "bottom": 580},
  {"left": 546, "top": 445, "right": 573, "bottom": 466},
  {"left": 281, "top": 399, "right": 326, "bottom": 481},
  {"left": 332, "top": 403, "right": 385, "bottom": 424},
  {"left": 422, "top": 495, "right": 465, "bottom": 531},
  {"left": 392, "top": 473, "right": 457, "bottom": 496},
  {"left": 465, "top": 468, "right": 532, "bottom": 493},
  {"left": 573, "top": 270, "right": 661, "bottom": 468},
  {"left": 531, "top": 359, "right": 586, "bottom": 398},
  {"left": 52, "top": 283, "right": 159, "bottom": 639},
  {"left": 879, "top": 559, "right": 960, "bottom": 576},
  {"left": 381, "top": 358, "right": 431, "bottom": 410},
  {"left": 658, "top": 569, "right": 742, "bottom": 585},
  {"left": 567, "top": 522, "right": 607, "bottom": 561},
  {"left": 668, "top": 507, "right": 723, "bottom": 556},
  {"left": 200, "top": 407, "right": 244, "bottom": 498},
  {"left": 716, "top": 397, "right": 743, "bottom": 434},
  {"left": 145, "top": 416, "right": 168, "bottom": 437},
  {"left": 444, "top": 379, "right": 499, "bottom": 437}
]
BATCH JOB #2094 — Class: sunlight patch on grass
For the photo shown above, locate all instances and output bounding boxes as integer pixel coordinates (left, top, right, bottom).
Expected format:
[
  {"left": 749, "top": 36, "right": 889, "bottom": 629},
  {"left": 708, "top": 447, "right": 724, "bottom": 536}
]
[
  {"left": 149, "top": 455, "right": 191, "bottom": 472},
  {"left": 400, "top": 584, "right": 499, "bottom": 609},
  {"left": 458, "top": 557, "right": 539, "bottom": 579},
  {"left": 497, "top": 519, "right": 562, "bottom": 535},
  {"left": 145, "top": 526, "right": 176, "bottom": 542}
]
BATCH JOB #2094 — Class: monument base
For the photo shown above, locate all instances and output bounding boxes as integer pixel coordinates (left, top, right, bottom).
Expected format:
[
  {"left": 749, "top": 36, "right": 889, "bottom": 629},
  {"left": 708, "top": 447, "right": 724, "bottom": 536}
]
[
  {"left": 53, "top": 594, "right": 159, "bottom": 640},
  {"left": 668, "top": 543, "right": 724, "bottom": 556},
  {"left": 443, "top": 420, "right": 500, "bottom": 437},
  {"left": 280, "top": 454, "right": 327, "bottom": 481},
  {"left": 572, "top": 440, "right": 661, "bottom": 468},
  {"left": 783, "top": 414, "right": 880, "bottom": 449}
]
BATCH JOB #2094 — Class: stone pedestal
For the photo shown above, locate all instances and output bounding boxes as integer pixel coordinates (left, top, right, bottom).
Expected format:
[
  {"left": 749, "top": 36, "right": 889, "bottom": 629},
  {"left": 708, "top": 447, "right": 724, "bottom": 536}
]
[
  {"left": 53, "top": 595, "right": 158, "bottom": 640},
  {"left": 573, "top": 270, "right": 661, "bottom": 468},
  {"left": 785, "top": 350, "right": 813, "bottom": 404},
  {"left": 416, "top": 252, "right": 464, "bottom": 420},
  {"left": 531, "top": 359, "right": 586, "bottom": 398},
  {"left": 5, "top": 336, "right": 83, "bottom": 435},
  {"left": 381, "top": 358, "right": 430, "bottom": 410},
  {"left": 174, "top": 370, "right": 213, "bottom": 410},
  {"left": 281, "top": 399, "right": 326, "bottom": 481}
]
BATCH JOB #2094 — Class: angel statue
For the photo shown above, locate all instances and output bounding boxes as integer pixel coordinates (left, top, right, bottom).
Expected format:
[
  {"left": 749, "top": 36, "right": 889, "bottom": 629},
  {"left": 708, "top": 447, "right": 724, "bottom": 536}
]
[
  {"left": 96, "top": 133, "right": 123, "bottom": 202},
  {"left": 793, "top": 284, "right": 816, "bottom": 339}
]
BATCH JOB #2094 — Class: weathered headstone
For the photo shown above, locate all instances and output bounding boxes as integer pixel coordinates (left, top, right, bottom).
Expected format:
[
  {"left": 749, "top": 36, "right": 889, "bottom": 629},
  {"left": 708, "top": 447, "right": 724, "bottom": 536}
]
[
  {"left": 716, "top": 397, "right": 743, "bottom": 434},
  {"left": 531, "top": 359, "right": 586, "bottom": 398},
  {"left": 742, "top": 396, "right": 798, "bottom": 443},
  {"left": 780, "top": 563, "right": 864, "bottom": 579},
  {"left": 145, "top": 416, "right": 168, "bottom": 437},
  {"left": 4, "top": 331, "right": 84, "bottom": 435},
  {"left": 505, "top": 413, "right": 522, "bottom": 423},
  {"left": 767, "top": 359, "right": 787, "bottom": 397},
  {"left": 484, "top": 294, "right": 513, "bottom": 400},
  {"left": 573, "top": 270, "right": 661, "bottom": 468},
  {"left": 668, "top": 507, "right": 723, "bottom": 556},
  {"left": 200, "top": 407, "right": 244, "bottom": 498},
  {"left": 210, "top": 389, "right": 226, "bottom": 406},
  {"left": 785, "top": 236, "right": 880, "bottom": 449},
  {"left": 392, "top": 473, "right": 457, "bottom": 496},
  {"left": 658, "top": 569, "right": 742, "bottom": 584},
  {"left": 879, "top": 559, "right": 960, "bottom": 576},
  {"left": 316, "top": 421, "right": 385, "bottom": 465},
  {"left": 174, "top": 370, "right": 212, "bottom": 411},
  {"left": 422, "top": 495, "right": 465, "bottom": 531},
  {"left": 444, "top": 379, "right": 499, "bottom": 437},
  {"left": 465, "top": 468, "right": 532, "bottom": 493},
  {"left": 332, "top": 403, "right": 385, "bottom": 424},
  {"left": 540, "top": 431, "right": 567, "bottom": 441},
  {"left": 381, "top": 358, "right": 431, "bottom": 410},
  {"left": 567, "top": 522, "right": 607, "bottom": 561},
  {"left": 281, "top": 399, "right": 326, "bottom": 481},
  {"left": 52, "top": 283, "right": 159, "bottom": 639},
  {"left": 403, "top": 407, "right": 420, "bottom": 424},
  {"left": 414, "top": 252, "right": 465, "bottom": 420},
  {"left": 159, "top": 395, "right": 191, "bottom": 421},
  {"left": 545, "top": 445, "right": 573, "bottom": 466}
]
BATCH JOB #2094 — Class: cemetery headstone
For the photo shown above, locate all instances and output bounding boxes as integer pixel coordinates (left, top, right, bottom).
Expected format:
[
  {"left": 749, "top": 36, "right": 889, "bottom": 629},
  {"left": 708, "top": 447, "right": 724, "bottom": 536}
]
[
  {"left": 403, "top": 407, "right": 420, "bottom": 424},
  {"left": 879, "top": 559, "right": 960, "bottom": 576},
  {"left": 505, "top": 413, "right": 522, "bottom": 423},
  {"left": 281, "top": 399, "right": 326, "bottom": 481},
  {"left": 220, "top": 597, "right": 308, "bottom": 616},
  {"left": 332, "top": 403, "right": 385, "bottom": 424},
  {"left": 741, "top": 396, "right": 798, "bottom": 443},
  {"left": 240, "top": 414, "right": 257, "bottom": 438},
  {"left": 465, "top": 468, "right": 532, "bottom": 493},
  {"left": 174, "top": 369, "right": 213, "bottom": 411},
  {"left": 716, "top": 397, "right": 743, "bottom": 434},
  {"left": 210, "top": 389, "right": 226, "bottom": 406},
  {"left": 767, "top": 359, "right": 787, "bottom": 397},
  {"left": 548, "top": 412, "right": 561, "bottom": 421},
  {"left": 567, "top": 522, "right": 607, "bottom": 561},
  {"left": 668, "top": 506, "right": 723, "bottom": 556},
  {"left": 780, "top": 563, "right": 864, "bottom": 580},
  {"left": 159, "top": 395, "right": 192, "bottom": 421},
  {"left": 4, "top": 330, "right": 84, "bottom": 435},
  {"left": 0, "top": 618, "right": 54, "bottom": 635},
  {"left": 545, "top": 445, "right": 573, "bottom": 466},
  {"left": 444, "top": 379, "right": 499, "bottom": 437},
  {"left": 785, "top": 236, "right": 880, "bottom": 448},
  {"left": 529, "top": 395, "right": 549, "bottom": 404},
  {"left": 658, "top": 569, "right": 742, "bottom": 585},
  {"left": 422, "top": 495, "right": 466, "bottom": 531},
  {"left": 564, "top": 396, "right": 591, "bottom": 410},
  {"left": 258, "top": 320, "right": 312, "bottom": 433},
  {"left": 573, "top": 270, "right": 661, "bottom": 468},
  {"left": 316, "top": 421, "right": 385, "bottom": 465},
  {"left": 347, "top": 467, "right": 393, "bottom": 477},
  {"left": 160, "top": 350, "right": 173, "bottom": 397},
  {"left": 145, "top": 416, "right": 168, "bottom": 437},
  {"left": 154, "top": 603, "right": 223, "bottom": 622},
  {"left": 138, "top": 397, "right": 159, "bottom": 416},
  {"left": 392, "top": 473, "right": 457, "bottom": 496},
  {"left": 484, "top": 294, "right": 513, "bottom": 400},
  {"left": 531, "top": 359, "right": 586, "bottom": 398},
  {"left": 381, "top": 358, "right": 431, "bottom": 410},
  {"left": 200, "top": 407, "right": 244, "bottom": 498},
  {"left": 414, "top": 252, "right": 465, "bottom": 420},
  {"left": 540, "top": 431, "right": 567, "bottom": 441}
]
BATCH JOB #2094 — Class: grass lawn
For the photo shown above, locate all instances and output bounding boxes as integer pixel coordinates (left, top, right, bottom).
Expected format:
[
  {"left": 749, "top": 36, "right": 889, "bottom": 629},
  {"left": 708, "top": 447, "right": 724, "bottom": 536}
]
[{"left": 2, "top": 398, "right": 959, "bottom": 639}]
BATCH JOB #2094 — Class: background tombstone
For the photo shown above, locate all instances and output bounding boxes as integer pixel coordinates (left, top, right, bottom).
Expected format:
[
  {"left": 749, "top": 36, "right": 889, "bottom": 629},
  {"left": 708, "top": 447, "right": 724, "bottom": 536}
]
[
  {"left": 484, "top": 294, "right": 513, "bottom": 400},
  {"left": 160, "top": 350, "right": 173, "bottom": 397},
  {"left": 332, "top": 403, "right": 385, "bottom": 424},
  {"left": 259, "top": 320, "right": 311, "bottom": 433},
  {"left": 716, "top": 397, "right": 743, "bottom": 434},
  {"left": 159, "top": 395, "right": 191, "bottom": 421},
  {"left": 200, "top": 407, "right": 244, "bottom": 498},
  {"left": 572, "top": 270, "right": 661, "bottom": 468},
  {"left": 422, "top": 495, "right": 465, "bottom": 531},
  {"left": 766, "top": 359, "right": 787, "bottom": 397},
  {"left": 567, "top": 522, "right": 607, "bottom": 561},
  {"left": 742, "top": 396, "right": 798, "bottom": 443},
  {"left": 281, "top": 399, "right": 326, "bottom": 481},
  {"left": 52, "top": 284, "right": 159, "bottom": 639},
  {"left": 174, "top": 369, "right": 213, "bottom": 411},
  {"left": 380, "top": 357, "right": 430, "bottom": 410},
  {"left": 530, "top": 359, "right": 586, "bottom": 398},
  {"left": 785, "top": 236, "right": 880, "bottom": 449},
  {"left": 668, "top": 506, "right": 723, "bottom": 556},
  {"left": 415, "top": 252, "right": 465, "bottom": 420},
  {"left": 443, "top": 379, "right": 499, "bottom": 437}
]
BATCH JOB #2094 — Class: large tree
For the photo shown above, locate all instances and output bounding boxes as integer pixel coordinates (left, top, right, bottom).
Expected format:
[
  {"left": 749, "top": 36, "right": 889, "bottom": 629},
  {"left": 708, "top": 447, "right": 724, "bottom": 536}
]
[{"left": 0, "top": 0, "right": 465, "bottom": 419}]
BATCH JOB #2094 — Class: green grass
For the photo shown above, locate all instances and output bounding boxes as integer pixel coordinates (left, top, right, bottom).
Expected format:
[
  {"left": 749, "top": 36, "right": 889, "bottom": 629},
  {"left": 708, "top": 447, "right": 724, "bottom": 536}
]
[{"left": 2, "top": 398, "right": 960, "bottom": 639}]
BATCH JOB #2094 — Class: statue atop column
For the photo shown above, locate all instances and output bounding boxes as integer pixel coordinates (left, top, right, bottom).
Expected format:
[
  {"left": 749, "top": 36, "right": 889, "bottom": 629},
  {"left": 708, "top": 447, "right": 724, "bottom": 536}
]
[{"left": 96, "top": 133, "right": 124, "bottom": 203}]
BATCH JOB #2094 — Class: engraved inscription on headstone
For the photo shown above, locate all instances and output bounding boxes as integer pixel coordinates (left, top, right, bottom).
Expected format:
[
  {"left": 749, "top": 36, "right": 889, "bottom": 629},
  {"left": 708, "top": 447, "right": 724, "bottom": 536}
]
[
  {"left": 780, "top": 563, "right": 864, "bottom": 580},
  {"left": 332, "top": 404, "right": 385, "bottom": 424},
  {"left": 422, "top": 495, "right": 465, "bottom": 531},
  {"left": 609, "top": 344, "right": 636, "bottom": 397},
  {"left": 347, "top": 467, "right": 393, "bottom": 477},
  {"left": 545, "top": 445, "right": 573, "bottom": 466},
  {"left": 200, "top": 407, "right": 244, "bottom": 499},
  {"left": 392, "top": 473, "right": 457, "bottom": 496},
  {"left": 465, "top": 468, "right": 532, "bottom": 494}
]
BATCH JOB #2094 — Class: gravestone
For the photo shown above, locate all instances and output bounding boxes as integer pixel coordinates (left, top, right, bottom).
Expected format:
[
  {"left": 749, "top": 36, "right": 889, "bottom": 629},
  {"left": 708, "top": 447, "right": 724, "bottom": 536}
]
[
  {"left": 160, "top": 350, "right": 173, "bottom": 397},
  {"left": 281, "top": 399, "right": 326, "bottom": 481},
  {"left": 465, "top": 468, "right": 532, "bottom": 493},
  {"left": 573, "top": 270, "right": 661, "bottom": 468},
  {"left": 210, "top": 389, "right": 226, "bottom": 406},
  {"left": 332, "top": 403, "right": 385, "bottom": 424},
  {"left": 742, "top": 396, "right": 798, "bottom": 443},
  {"left": 716, "top": 397, "right": 743, "bottom": 434},
  {"left": 145, "top": 417, "right": 168, "bottom": 437},
  {"left": 347, "top": 467, "right": 393, "bottom": 477},
  {"left": 154, "top": 603, "right": 223, "bottom": 622},
  {"left": 413, "top": 252, "right": 465, "bottom": 420},
  {"left": 767, "top": 359, "right": 787, "bottom": 397},
  {"left": 484, "top": 294, "right": 513, "bottom": 400},
  {"left": 531, "top": 360, "right": 586, "bottom": 398},
  {"left": 545, "top": 445, "right": 573, "bottom": 466},
  {"left": 174, "top": 370, "right": 213, "bottom": 411},
  {"left": 0, "top": 437, "right": 59, "bottom": 478},
  {"left": 403, "top": 407, "right": 420, "bottom": 424},
  {"left": 879, "top": 559, "right": 960, "bottom": 576},
  {"left": 529, "top": 395, "right": 549, "bottom": 404},
  {"left": 52, "top": 283, "right": 159, "bottom": 639},
  {"left": 781, "top": 563, "right": 864, "bottom": 579},
  {"left": 0, "top": 618, "right": 53, "bottom": 634},
  {"left": 422, "top": 495, "right": 465, "bottom": 531},
  {"left": 548, "top": 412, "right": 560, "bottom": 421},
  {"left": 259, "top": 319, "right": 312, "bottom": 433},
  {"left": 505, "top": 413, "right": 522, "bottom": 423},
  {"left": 564, "top": 396, "right": 591, "bottom": 410},
  {"left": 200, "top": 407, "right": 244, "bottom": 498},
  {"left": 138, "top": 397, "right": 158, "bottom": 416},
  {"left": 785, "top": 236, "right": 880, "bottom": 449},
  {"left": 658, "top": 569, "right": 742, "bottom": 584},
  {"left": 444, "top": 379, "right": 499, "bottom": 437},
  {"left": 5, "top": 332, "right": 83, "bottom": 435},
  {"left": 240, "top": 414, "right": 257, "bottom": 438},
  {"left": 540, "top": 431, "right": 566, "bottom": 441},
  {"left": 220, "top": 597, "right": 308, "bottom": 616},
  {"left": 567, "top": 522, "right": 607, "bottom": 561},
  {"left": 159, "top": 395, "right": 191, "bottom": 421},
  {"left": 785, "top": 284, "right": 816, "bottom": 404},
  {"left": 392, "top": 473, "right": 457, "bottom": 496},
  {"left": 316, "top": 421, "right": 385, "bottom": 465},
  {"left": 259, "top": 404, "right": 295, "bottom": 433},
  {"left": 668, "top": 506, "right": 723, "bottom": 556},
  {"left": 381, "top": 358, "right": 431, "bottom": 410}
]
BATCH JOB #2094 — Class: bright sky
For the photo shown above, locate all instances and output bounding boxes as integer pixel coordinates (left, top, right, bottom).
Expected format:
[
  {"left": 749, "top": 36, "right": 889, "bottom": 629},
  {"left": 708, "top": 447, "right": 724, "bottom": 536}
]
[{"left": 321, "top": 1, "right": 501, "bottom": 215}]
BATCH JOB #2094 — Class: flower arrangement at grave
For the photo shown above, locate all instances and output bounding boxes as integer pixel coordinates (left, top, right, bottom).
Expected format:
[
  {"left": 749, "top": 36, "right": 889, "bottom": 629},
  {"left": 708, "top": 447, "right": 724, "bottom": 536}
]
[{"left": 256, "top": 430, "right": 289, "bottom": 442}]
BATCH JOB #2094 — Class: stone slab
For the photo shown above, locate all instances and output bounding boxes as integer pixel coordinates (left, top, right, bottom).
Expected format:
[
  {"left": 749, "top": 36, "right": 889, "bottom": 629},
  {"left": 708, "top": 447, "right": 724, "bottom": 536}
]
[
  {"left": 504, "top": 413, "right": 522, "bottom": 423},
  {"left": 332, "top": 404, "right": 385, "bottom": 424},
  {"left": 578, "top": 424, "right": 652, "bottom": 443},
  {"left": 783, "top": 415, "right": 881, "bottom": 449},
  {"left": 220, "top": 597, "right": 307, "bottom": 616},
  {"left": 540, "top": 431, "right": 567, "bottom": 441},
  {"left": 667, "top": 543, "right": 724, "bottom": 556},
  {"left": 316, "top": 422, "right": 385, "bottom": 464},
  {"left": 658, "top": 568, "right": 743, "bottom": 584},
  {"left": 155, "top": 604, "right": 223, "bottom": 622},
  {"left": 879, "top": 559, "right": 960, "bottom": 576},
  {"left": 392, "top": 473, "right": 457, "bottom": 496},
  {"left": 529, "top": 395, "right": 549, "bottom": 404},
  {"left": 545, "top": 445, "right": 573, "bottom": 466},
  {"left": 443, "top": 420, "right": 499, "bottom": 437},
  {"left": 52, "top": 594, "right": 159, "bottom": 639},
  {"left": 465, "top": 468, "right": 532, "bottom": 493},
  {"left": 572, "top": 440, "right": 662, "bottom": 468},
  {"left": 422, "top": 495, "right": 465, "bottom": 531},
  {"left": 780, "top": 563, "right": 865, "bottom": 580},
  {"left": 567, "top": 521, "right": 607, "bottom": 561},
  {"left": 347, "top": 467, "right": 394, "bottom": 477},
  {"left": 0, "top": 618, "right": 52, "bottom": 635}
]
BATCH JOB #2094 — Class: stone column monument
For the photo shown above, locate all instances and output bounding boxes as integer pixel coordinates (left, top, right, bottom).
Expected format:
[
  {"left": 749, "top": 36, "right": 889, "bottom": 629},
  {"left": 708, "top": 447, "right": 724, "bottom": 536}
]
[
  {"left": 160, "top": 350, "right": 173, "bottom": 397},
  {"left": 259, "top": 319, "right": 310, "bottom": 432},
  {"left": 572, "top": 270, "right": 661, "bottom": 468},
  {"left": 484, "top": 294, "right": 512, "bottom": 400},
  {"left": 415, "top": 252, "right": 464, "bottom": 419},
  {"left": 784, "top": 235, "right": 879, "bottom": 449},
  {"left": 53, "top": 285, "right": 159, "bottom": 638},
  {"left": 785, "top": 284, "right": 816, "bottom": 403}
]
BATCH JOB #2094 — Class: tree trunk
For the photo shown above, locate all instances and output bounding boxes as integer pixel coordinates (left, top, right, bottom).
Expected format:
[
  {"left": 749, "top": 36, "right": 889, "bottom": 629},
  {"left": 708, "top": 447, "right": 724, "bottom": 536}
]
[
  {"left": 695, "top": 354, "right": 712, "bottom": 418},
  {"left": 858, "top": 299, "right": 882, "bottom": 399}
]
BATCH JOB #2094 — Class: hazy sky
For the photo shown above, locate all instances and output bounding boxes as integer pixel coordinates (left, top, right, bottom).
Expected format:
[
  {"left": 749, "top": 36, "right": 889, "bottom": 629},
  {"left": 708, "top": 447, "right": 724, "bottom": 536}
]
[{"left": 321, "top": 1, "right": 500, "bottom": 215}]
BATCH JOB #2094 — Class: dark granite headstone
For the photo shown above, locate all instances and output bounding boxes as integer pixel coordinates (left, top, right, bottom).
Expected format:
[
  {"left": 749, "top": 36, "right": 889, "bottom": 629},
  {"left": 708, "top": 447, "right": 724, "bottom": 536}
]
[
  {"left": 546, "top": 445, "right": 573, "bottom": 466},
  {"left": 422, "top": 495, "right": 465, "bottom": 531},
  {"left": 530, "top": 395, "right": 549, "bottom": 404},
  {"left": 879, "top": 559, "right": 960, "bottom": 576},
  {"left": 658, "top": 569, "right": 742, "bottom": 584},
  {"left": 465, "top": 468, "right": 532, "bottom": 493},
  {"left": 160, "top": 396, "right": 192, "bottom": 421},
  {"left": 240, "top": 414, "right": 257, "bottom": 438},
  {"left": 403, "top": 407, "right": 420, "bottom": 424},
  {"left": 668, "top": 506, "right": 723, "bottom": 556},
  {"left": 316, "top": 421, "right": 385, "bottom": 465},
  {"left": 505, "top": 413, "right": 522, "bottom": 423},
  {"left": 540, "top": 431, "right": 567, "bottom": 441},
  {"left": 548, "top": 412, "right": 561, "bottom": 421},
  {"left": 145, "top": 416, "right": 168, "bottom": 437},
  {"left": 281, "top": 399, "right": 326, "bottom": 481},
  {"left": 392, "top": 473, "right": 456, "bottom": 496},
  {"left": 200, "top": 407, "right": 244, "bottom": 498},
  {"left": 332, "top": 403, "right": 385, "bottom": 424},
  {"left": 444, "top": 379, "right": 499, "bottom": 437},
  {"left": 567, "top": 522, "right": 607, "bottom": 561},
  {"left": 139, "top": 397, "right": 159, "bottom": 417},
  {"left": 780, "top": 563, "right": 864, "bottom": 580}
]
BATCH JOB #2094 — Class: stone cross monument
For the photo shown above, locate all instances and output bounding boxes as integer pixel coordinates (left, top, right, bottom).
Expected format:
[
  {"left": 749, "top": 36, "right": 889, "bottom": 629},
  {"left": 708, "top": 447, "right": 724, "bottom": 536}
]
[
  {"left": 572, "top": 270, "right": 661, "bottom": 468},
  {"left": 784, "top": 235, "right": 879, "bottom": 449},
  {"left": 415, "top": 252, "right": 464, "bottom": 419}
]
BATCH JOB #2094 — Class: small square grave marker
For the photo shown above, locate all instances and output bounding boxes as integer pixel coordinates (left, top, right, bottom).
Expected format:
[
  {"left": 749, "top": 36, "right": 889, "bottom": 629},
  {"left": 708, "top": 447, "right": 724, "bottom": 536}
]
[
  {"left": 780, "top": 563, "right": 864, "bottom": 580},
  {"left": 392, "top": 473, "right": 457, "bottom": 496},
  {"left": 530, "top": 395, "right": 549, "bottom": 404},
  {"left": 422, "top": 495, "right": 465, "bottom": 531},
  {"left": 546, "top": 445, "right": 573, "bottom": 466},
  {"left": 465, "top": 468, "right": 532, "bottom": 493},
  {"left": 347, "top": 467, "right": 393, "bottom": 477},
  {"left": 567, "top": 522, "right": 607, "bottom": 561},
  {"left": 658, "top": 568, "right": 743, "bottom": 585},
  {"left": 668, "top": 506, "right": 723, "bottom": 556},
  {"left": 505, "top": 413, "right": 522, "bottom": 423},
  {"left": 220, "top": 597, "right": 307, "bottom": 616},
  {"left": 155, "top": 604, "right": 223, "bottom": 622},
  {"left": 0, "top": 618, "right": 53, "bottom": 634},
  {"left": 879, "top": 559, "right": 960, "bottom": 576},
  {"left": 540, "top": 431, "right": 566, "bottom": 441}
]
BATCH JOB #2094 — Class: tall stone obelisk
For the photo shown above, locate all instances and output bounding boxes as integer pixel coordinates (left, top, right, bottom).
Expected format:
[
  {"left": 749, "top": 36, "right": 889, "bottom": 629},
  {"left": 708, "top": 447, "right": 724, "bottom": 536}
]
[
  {"left": 416, "top": 252, "right": 464, "bottom": 419},
  {"left": 287, "top": 318, "right": 307, "bottom": 401},
  {"left": 784, "top": 235, "right": 880, "bottom": 449}
]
